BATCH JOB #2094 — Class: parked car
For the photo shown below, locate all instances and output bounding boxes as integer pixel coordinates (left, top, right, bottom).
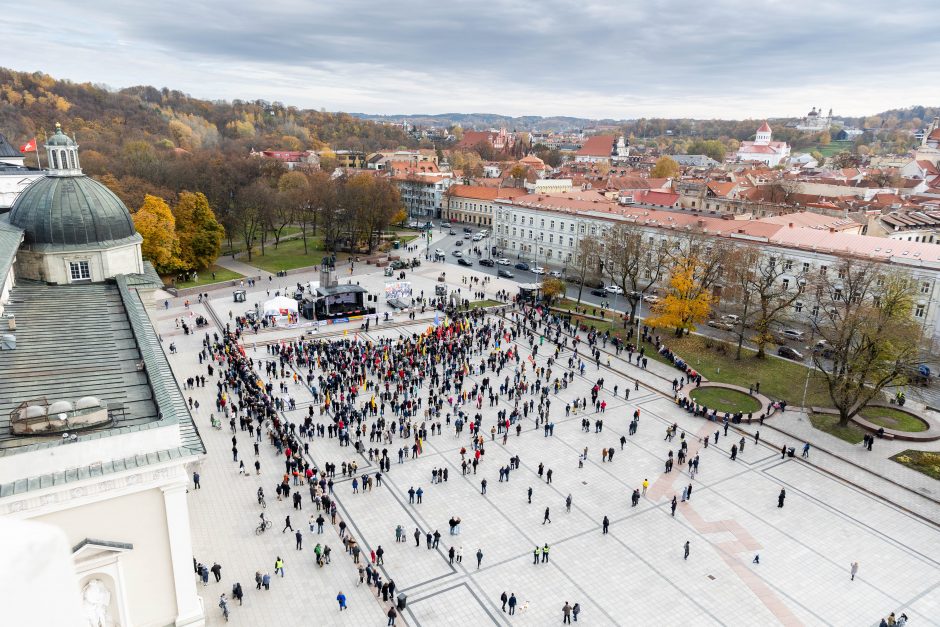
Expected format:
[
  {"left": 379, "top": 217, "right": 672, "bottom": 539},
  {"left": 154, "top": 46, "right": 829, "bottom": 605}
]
[
  {"left": 549, "top": 270, "right": 563, "bottom": 278},
  {"left": 498, "top": 269, "right": 515, "bottom": 278},
  {"left": 781, "top": 329, "right": 805, "bottom": 341},
  {"left": 721, "top": 314, "right": 741, "bottom": 324},
  {"left": 452, "top": 250, "right": 463, "bottom": 257},
  {"left": 643, "top": 294, "right": 660, "bottom": 303},
  {"left": 440, "top": 222, "right": 451, "bottom": 228},
  {"left": 479, "top": 258, "right": 495, "bottom": 267},
  {"left": 778, "top": 346, "right": 804, "bottom": 361},
  {"left": 515, "top": 262, "right": 531, "bottom": 271},
  {"left": 707, "top": 320, "right": 734, "bottom": 331},
  {"left": 605, "top": 285, "right": 624, "bottom": 295},
  {"left": 532, "top": 266, "right": 546, "bottom": 275},
  {"left": 496, "top": 258, "right": 511, "bottom": 266},
  {"left": 457, "top": 258, "right": 473, "bottom": 267},
  {"left": 590, "top": 288, "right": 607, "bottom": 297}
]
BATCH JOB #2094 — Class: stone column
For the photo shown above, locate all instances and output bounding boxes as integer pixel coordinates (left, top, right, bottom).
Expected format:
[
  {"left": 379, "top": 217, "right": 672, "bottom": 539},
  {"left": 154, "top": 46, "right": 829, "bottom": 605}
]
[{"left": 161, "top": 482, "right": 205, "bottom": 626}]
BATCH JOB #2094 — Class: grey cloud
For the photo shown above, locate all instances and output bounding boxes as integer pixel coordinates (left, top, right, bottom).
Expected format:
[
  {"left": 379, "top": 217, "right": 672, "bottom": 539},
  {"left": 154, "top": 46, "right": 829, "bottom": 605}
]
[{"left": 5, "top": 0, "right": 939, "bottom": 118}]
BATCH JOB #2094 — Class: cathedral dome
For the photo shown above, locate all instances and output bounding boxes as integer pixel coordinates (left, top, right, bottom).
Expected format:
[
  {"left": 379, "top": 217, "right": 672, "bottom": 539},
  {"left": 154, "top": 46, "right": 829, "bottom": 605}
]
[{"left": 9, "top": 175, "right": 138, "bottom": 247}]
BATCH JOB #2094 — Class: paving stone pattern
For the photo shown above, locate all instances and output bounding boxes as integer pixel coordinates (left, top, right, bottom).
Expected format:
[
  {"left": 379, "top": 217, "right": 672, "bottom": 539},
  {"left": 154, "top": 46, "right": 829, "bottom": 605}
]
[{"left": 154, "top": 284, "right": 940, "bottom": 627}]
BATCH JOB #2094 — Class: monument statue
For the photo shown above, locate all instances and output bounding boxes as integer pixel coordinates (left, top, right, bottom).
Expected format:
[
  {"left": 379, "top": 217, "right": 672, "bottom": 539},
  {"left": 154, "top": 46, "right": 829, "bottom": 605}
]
[{"left": 82, "top": 578, "right": 114, "bottom": 627}]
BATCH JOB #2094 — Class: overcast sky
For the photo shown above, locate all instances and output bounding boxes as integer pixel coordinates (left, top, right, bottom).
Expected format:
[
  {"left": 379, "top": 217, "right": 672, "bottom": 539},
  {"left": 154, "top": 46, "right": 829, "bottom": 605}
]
[{"left": 8, "top": 0, "right": 939, "bottom": 120}]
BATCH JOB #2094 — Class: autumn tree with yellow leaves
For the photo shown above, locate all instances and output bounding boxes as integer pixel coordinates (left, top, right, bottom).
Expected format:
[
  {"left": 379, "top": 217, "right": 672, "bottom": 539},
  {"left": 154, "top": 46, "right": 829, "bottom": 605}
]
[
  {"left": 647, "top": 261, "right": 713, "bottom": 336},
  {"left": 134, "top": 195, "right": 183, "bottom": 273},
  {"left": 173, "top": 191, "right": 225, "bottom": 270}
]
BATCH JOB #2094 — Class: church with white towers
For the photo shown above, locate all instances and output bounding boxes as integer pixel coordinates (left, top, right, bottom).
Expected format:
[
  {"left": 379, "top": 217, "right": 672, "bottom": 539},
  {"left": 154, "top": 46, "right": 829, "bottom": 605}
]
[{"left": 735, "top": 122, "right": 791, "bottom": 167}]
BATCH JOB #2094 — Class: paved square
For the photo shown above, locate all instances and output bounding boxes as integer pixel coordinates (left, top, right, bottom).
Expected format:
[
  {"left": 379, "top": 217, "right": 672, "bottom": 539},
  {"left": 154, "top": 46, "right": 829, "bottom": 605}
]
[{"left": 153, "top": 271, "right": 940, "bottom": 627}]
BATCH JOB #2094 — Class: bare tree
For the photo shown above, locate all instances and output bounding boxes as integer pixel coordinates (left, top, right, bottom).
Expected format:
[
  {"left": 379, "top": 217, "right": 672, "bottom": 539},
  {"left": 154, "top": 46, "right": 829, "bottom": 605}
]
[
  {"left": 811, "top": 260, "right": 921, "bottom": 424},
  {"left": 726, "top": 246, "right": 809, "bottom": 358},
  {"left": 603, "top": 222, "right": 669, "bottom": 323},
  {"left": 572, "top": 238, "right": 603, "bottom": 304}
]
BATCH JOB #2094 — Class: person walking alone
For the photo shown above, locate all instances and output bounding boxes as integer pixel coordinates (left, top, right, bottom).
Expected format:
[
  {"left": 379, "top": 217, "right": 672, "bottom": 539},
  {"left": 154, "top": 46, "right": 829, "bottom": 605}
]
[
  {"left": 543, "top": 507, "right": 552, "bottom": 524},
  {"left": 684, "top": 540, "right": 690, "bottom": 560}
]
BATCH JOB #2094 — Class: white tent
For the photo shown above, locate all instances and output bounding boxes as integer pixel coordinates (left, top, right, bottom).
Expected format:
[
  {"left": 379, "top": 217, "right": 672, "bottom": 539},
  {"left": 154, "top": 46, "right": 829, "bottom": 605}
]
[{"left": 262, "top": 296, "right": 298, "bottom": 318}]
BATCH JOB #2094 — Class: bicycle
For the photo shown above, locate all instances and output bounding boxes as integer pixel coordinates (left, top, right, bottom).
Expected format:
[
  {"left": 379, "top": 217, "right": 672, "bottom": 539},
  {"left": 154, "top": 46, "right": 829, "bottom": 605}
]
[
  {"left": 255, "top": 519, "right": 272, "bottom": 535},
  {"left": 258, "top": 495, "right": 266, "bottom": 508}
]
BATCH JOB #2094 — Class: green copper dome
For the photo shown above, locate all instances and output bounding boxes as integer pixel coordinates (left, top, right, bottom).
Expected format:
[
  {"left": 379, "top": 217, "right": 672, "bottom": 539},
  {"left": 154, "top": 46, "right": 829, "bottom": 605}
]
[
  {"left": 45, "top": 123, "right": 76, "bottom": 147},
  {"left": 9, "top": 175, "right": 137, "bottom": 247}
]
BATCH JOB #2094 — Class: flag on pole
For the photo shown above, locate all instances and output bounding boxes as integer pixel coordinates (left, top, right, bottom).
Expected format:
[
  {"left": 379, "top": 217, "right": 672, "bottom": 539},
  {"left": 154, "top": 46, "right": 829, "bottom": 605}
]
[{"left": 19, "top": 138, "right": 37, "bottom": 153}]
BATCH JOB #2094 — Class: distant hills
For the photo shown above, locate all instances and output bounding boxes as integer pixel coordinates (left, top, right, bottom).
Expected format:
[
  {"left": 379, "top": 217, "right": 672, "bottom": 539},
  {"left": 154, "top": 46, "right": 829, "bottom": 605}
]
[
  {"left": 352, "top": 107, "right": 940, "bottom": 134},
  {"left": 350, "top": 112, "right": 622, "bottom": 132}
]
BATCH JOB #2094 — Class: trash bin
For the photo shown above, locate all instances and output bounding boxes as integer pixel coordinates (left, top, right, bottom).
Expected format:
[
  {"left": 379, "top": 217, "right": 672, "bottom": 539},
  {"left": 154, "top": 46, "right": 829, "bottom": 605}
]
[{"left": 397, "top": 593, "right": 407, "bottom": 611}]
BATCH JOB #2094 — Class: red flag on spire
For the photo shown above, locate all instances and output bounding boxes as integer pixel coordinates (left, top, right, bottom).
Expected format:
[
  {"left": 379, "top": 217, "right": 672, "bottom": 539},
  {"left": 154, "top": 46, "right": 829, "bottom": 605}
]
[{"left": 19, "top": 138, "right": 37, "bottom": 153}]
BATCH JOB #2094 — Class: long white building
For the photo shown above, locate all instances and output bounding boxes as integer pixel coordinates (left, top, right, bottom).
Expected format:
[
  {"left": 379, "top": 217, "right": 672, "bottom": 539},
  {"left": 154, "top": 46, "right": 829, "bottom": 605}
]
[{"left": 493, "top": 192, "right": 940, "bottom": 342}]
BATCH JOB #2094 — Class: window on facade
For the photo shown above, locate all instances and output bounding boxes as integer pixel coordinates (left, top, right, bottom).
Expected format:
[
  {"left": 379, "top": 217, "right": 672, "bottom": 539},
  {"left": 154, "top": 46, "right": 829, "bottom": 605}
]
[
  {"left": 834, "top": 288, "right": 842, "bottom": 300},
  {"left": 782, "top": 279, "right": 789, "bottom": 290},
  {"left": 551, "top": 221, "right": 555, "bottom": 229},
  {"left": 540, "top": 219, "right": 545, "bottom": 228},
  {"left": 590, "top": 227, "right": 597, "bottom": 235},
  {"left": 803, "top": 262, "right": 810, "bottom": 273},
  {"left": 580, "top": 225, "right": 585, "bottom": 234},
  {"left": 838, "top": 268, "right": 846, "bottom": 279},
  {"left": 921, "top": 282, "right": 930, "bottom": 294},
  {"left": 568, "top": 237, "right": 573, "bottom": 247},
  {"left": 820, "top": 265, "right": 828, "bottom": 276},
  {"left": 549, "top": 234, "right": 554, "bottom": 243},
  {"left": 811, "top": 305, "right": 820, "bottom": 317},
  {"left": 784, "top": 260, "right": 793, "bottom": 270},
  {"left": 529, "top": 230, "right": 533, "bottom": 239},
  {"left": 529, "top": 217, "right": 533, "bottom": 226},
  {"left": 795, "top": 302, "right": 803, "bottom": 313},
  {"left": 916, "top": 304, "right": 925, "bottom": 318},
  {"left": 69, "top": 260, "right": 90, "bottom": 281}
]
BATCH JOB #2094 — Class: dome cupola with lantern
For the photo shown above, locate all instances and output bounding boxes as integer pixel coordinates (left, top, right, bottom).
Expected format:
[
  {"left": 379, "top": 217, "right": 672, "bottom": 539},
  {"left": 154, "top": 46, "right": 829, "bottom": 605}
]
[{"left": 4, "top": 123, "right": 144, "bottom": 283}]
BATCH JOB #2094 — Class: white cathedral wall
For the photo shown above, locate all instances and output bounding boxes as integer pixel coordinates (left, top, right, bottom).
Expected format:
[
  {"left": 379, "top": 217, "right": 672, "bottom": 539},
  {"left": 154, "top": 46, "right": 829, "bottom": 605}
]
[
  {"left": 15, "top": 240, "right": 144, "bottom": 284},
  {"left": 35, "top": 486, "right": 180, "bottom": 627}
]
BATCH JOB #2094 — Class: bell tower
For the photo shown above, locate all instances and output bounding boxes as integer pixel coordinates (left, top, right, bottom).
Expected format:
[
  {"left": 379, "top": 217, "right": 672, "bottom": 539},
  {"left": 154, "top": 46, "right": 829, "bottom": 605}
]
[{"left": 44, "top": 122, "right": 82, "bottom": 176}]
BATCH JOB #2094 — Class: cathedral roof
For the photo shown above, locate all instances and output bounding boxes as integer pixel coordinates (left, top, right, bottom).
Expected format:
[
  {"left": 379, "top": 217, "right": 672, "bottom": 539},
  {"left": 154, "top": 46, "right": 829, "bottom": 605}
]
[
  {"left": 0, "top": 133, "right": 23, "bottom": 158},
  {"left": 757, "top": 122, "right": 772, "bottom": 133},
  {"left": 9, "top": 175, "right": 138, "bottom": 248}
]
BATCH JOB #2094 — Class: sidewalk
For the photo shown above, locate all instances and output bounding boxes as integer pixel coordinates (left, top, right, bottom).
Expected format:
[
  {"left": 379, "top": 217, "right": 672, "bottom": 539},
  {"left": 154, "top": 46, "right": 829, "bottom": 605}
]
[{"left": 528, "top": 308, "right": 940, "bottom": 522}]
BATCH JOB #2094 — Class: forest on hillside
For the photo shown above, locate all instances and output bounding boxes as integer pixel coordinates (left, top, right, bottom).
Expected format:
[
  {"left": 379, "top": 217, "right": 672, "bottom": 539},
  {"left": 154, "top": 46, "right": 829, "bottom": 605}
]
[{"left": 0, "top": 68, "right": 421, "bottom": 207}]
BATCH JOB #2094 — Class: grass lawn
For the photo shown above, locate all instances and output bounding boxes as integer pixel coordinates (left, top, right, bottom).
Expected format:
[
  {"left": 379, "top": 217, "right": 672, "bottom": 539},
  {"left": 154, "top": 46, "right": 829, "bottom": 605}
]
[
  {"left": 560, "top": 310, "right": 832, "bottom": 406},
  {"left": 812, "top": 140, "right": 853, "bottom": 157},
  {"left": 890, "top": 450, "right": 940, "bottom": 481},
  {"left": 809, "top": 412, "right": 866, "bottom": 444},
  {"left": 469, "top": 299, "right": 503, "bottom": 310},
  {"left": 690, "top": 387, "right": 762, "bottom": 413},
  {"left": 242, "top": 237, "right": 350, "bottom": 273},
  {"left": 170, "top": 265, "right": 243, "bottom": 289},
  {"left": 859, "top": 406, "right": 927, "bottom": 432}
]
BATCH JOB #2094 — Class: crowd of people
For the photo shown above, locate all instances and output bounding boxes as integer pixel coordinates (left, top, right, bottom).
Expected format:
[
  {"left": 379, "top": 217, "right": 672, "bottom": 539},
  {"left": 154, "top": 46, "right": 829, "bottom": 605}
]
[{"left": 179, "top": 288, "right": 904, "bottom": 624}]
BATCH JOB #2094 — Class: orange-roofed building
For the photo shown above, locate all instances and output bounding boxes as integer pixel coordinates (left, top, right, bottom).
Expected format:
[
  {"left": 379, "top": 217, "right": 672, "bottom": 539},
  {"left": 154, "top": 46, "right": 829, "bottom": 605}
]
[{"left": 443, "top": 184, "right": 528, "bottom": 226}]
